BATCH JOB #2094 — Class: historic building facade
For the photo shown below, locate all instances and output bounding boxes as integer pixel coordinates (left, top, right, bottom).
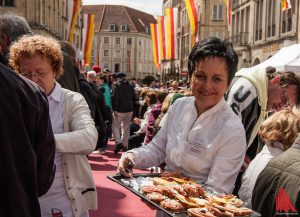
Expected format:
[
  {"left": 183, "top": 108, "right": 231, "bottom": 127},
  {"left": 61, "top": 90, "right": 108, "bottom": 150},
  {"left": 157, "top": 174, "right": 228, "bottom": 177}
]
[
  {"left": 0, "top": 0, "right": 82, "bottom": 53},
  {"left": 230, "top": 0, "right": 300, "bottom": 69},
  {"left": 161, "top": 0, "right": 229, "bottom": 81},
  {"left": 83, "top": 5, "right": 157, "bottom": 79}
]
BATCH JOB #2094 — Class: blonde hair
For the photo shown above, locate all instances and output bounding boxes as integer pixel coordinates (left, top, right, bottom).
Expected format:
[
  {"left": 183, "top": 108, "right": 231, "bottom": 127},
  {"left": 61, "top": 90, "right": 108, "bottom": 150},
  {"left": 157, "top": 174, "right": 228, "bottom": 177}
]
[
  {"left": 259, "top": 109, "right": 300, "bottom": 150},
  {"left": 9, "top": 35, "right": 63, "bottom": 79},
  {"left": 161, "top": 93, "right": 174, "bottom": 114}
]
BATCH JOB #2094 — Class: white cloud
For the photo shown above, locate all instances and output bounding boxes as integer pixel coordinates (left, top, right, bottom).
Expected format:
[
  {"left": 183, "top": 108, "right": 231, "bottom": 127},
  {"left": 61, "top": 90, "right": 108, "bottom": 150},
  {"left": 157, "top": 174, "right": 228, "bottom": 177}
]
[{"left": 82, "top": 0, "right": 163, "bottom": 16}]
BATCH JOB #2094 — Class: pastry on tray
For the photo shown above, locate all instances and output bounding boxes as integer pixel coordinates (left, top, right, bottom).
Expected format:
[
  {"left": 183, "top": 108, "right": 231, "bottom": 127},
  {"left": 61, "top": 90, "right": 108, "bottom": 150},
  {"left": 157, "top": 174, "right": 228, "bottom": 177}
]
[
  {"left": 153, "top": 177, "right": 179, "bottom": 186},
  {"left": 135, "top": 172, "right": 255, "bottom": 216},
  {"left": 211, "top": 202, "right": 252, "bottom": 216},
  {"left": 160, "top": 171, "right": 184, "bottom": 178},
  {"left": 212, "top": 194, "right": 244, "bottom": 207},
  {"left": 141, "top": 185, "right": 162, "bottom": 194},
  {"left": 189, "top": 198, "right": 208, "bottom": 207},
  {"left": 169, "top": 185, "right": 189, "bottom": 197},
  {"left": 160, "top": 198, "right": 185, "bottom": 212},
  {"left": 187, "top": 208, "right": 216, "bottom": 217},
  {"left": 205, "top": 203, "right": 234, "bottom": 217},
  {"left": 146, "top": 192, "right": 168, "bottom": 203},
  {"left": 182, "top": 183, "right": 206, "bottom": 198},
  {"left": 175, "top": 194, "right": 200, "bottom": 208}
]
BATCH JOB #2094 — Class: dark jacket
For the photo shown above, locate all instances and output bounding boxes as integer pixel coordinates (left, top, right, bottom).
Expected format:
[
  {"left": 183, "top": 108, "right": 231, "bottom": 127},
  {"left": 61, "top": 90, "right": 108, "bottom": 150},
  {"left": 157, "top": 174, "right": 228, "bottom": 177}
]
[
  {"left": 75, "top": 67, "right": 97, "bottom": 119},
  {"left": 89, "top": 82, "right": 112, "bottom": 139},
  {"left": 111, "top": 78, "right": 137, "bottom": 113},
  {"left": 252, "top": 137, "right": 300, "bottom": 217},
  {"left": 57, "top": 52, "right": 80, "bottom": 92},
  {"left": 0, "top": 63, "right": 55, "bottom": 217}
]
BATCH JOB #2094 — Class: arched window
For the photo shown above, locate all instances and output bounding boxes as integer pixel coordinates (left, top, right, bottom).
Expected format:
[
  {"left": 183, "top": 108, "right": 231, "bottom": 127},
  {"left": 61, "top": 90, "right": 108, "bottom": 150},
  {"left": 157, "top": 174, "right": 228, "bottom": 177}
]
[{"left": 252, "top": 58, "right": 260, "bottom": 66}]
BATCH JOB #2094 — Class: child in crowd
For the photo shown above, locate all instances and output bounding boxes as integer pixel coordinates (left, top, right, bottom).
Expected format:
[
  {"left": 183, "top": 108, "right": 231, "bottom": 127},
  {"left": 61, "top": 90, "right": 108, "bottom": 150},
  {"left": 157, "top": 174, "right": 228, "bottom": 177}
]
[{"left": 239, "top": 109, "right": 300, "bottom": 208}]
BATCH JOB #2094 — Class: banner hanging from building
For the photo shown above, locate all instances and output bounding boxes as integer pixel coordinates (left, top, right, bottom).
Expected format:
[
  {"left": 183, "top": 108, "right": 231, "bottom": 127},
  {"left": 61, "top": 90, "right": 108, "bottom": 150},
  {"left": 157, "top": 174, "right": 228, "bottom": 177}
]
[
  {"left": 150, "top": 23, "right": 160, "bottom": 68},
  {"left": 66, "top": 0, "right": 82, "bottom": 43},
  {"left": 224, "top": 0, "right": 231, "bottom": 29},
  {"left": 184, "top": 0, "right": 198, "bottom": 46},
  {"left": 165, "top": 7, "right": 178, "bottom": 60},
  {"left": 82, "top": 13, "right": 95, "bottom": 66},
  {"left": 281, "top": 0, "right": 292, "bottom": 11},
  {"left": 157, "top": 16, "right": 166, "bottom": 61}
]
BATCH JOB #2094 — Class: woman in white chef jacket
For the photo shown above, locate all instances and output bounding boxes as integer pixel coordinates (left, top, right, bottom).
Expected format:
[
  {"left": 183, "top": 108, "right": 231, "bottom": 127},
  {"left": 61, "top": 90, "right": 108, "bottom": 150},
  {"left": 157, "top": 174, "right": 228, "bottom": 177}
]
[{"left": 118, "top": 37, "right": 246, "bottom": 195}]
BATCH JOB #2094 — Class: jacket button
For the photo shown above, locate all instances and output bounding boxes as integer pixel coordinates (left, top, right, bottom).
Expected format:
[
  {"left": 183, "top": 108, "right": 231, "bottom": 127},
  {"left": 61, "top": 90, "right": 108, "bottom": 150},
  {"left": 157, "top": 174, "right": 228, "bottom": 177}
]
[
  {"left": 66, "top": 176, "right": 69, "bottom": 179},
  {"left": 68, "top": 187, "right": 71, "bottom": 190},
  {"left": 75, "top": 209, "right": 78, "bottom": 212}
]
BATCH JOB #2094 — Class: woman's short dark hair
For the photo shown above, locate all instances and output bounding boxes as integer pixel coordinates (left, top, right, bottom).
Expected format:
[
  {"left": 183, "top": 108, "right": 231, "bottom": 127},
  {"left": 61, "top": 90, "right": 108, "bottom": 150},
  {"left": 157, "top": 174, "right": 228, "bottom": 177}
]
[
  {"left": 100, "top": 74, "right": 108, "bottom": 83},
  {"left": 188, "top": 37, "right": 238, "bottom": 85}
]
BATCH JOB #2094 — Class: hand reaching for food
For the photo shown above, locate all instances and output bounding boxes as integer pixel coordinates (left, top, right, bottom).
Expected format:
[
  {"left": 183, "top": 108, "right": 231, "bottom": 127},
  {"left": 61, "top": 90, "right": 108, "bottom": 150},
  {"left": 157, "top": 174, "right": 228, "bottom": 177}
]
[{"left": 117, "top": 152, "right": 136, "bottom": 178}]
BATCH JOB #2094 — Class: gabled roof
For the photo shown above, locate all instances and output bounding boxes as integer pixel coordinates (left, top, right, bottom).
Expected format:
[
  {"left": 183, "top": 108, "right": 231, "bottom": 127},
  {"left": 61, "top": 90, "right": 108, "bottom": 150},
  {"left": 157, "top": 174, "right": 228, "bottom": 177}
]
[{"left": 82, "top": 5, "right": 157, "bottom": 34}]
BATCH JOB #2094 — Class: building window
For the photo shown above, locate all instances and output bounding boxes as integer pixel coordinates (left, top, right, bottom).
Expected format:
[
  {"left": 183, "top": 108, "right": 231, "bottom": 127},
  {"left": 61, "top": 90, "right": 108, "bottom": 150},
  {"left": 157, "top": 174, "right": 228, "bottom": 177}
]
[
  {"left": 282, "top": 6, "right": 293, "bottom": 33},
  {"left": 211, "top": 31, "right": 224, "bottom": 39},
  {"left": 0, "top": 0, "right": 14, "bottom": 6},
  {"left": 267, "top": 0, "right": 276, "bottom": 37},
  {"left": 115, "top": 63, "right": 120, "bottom": 72},
  {"left": 104, "top": 50, "right": 109, "bottom": 57},
  {"left": 185, "top": 35, "right": 189, "bottom": 57},
  {"left": 255, "top": 0, "right": 263, "bottom": 41},
  {"left": 212, "top": 5, "right": 223, "bottom": 20},
  {"left": 139, "top": 40, "right": 142, "bottom": 46},
  {"left": 116, "top": 37, "right": 120, "bottom": 44},
  {"left": 182, "top": 9, "right": 188, "bottom": 26},
  {"left": 104, "top": 37, "right": 109, "bottom": 44},
  {"left": 127, "top": 50, "right": 131, "bottom": 58},
  {"left": 65, "top": 0, "right": 68, "bottom": 17},
  {"left": 120, "top": 24, "right": 128, "bottom": 32},
  {"left": 109, "top": 24, "right": 116, "bottom": 31},
  {"left": 103, "top": 63, "right": 109, "bottom": 69},
  {"left": 127, "top": 38, "right": 132, "bottom": 44},
  {"left": 115, "top": 50, "right": 121, "bottom": 58},
  {"left": 198, "top": 6, "right": 201, "bottom": 20}
]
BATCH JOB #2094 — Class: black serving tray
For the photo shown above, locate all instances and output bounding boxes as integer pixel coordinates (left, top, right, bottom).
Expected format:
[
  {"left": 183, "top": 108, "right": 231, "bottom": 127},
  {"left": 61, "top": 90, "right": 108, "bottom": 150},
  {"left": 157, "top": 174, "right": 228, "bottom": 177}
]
[
  {"left": 107, "top": 173, "right": 182, "bottom": 216},
  {"left": 107, "top": 173, "right": 261, "bottom": 217}
]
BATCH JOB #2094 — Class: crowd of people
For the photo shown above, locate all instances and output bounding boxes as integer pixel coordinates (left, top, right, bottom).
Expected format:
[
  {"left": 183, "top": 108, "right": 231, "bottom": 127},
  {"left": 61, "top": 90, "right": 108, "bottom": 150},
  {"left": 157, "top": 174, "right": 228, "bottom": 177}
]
[{"left": 1, "top": 14, "right": 300, "bottom": 217}]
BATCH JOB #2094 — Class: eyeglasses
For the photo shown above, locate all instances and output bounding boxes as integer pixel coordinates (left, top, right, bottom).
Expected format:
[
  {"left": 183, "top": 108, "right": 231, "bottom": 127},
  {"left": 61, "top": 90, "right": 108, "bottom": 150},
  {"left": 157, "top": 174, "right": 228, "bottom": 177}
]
[
  {"left": 20, "top": 68, "right": 51, "bottom": 79},
  {"left": 281, "top": 88, "right": 290, "bottom": 108}
]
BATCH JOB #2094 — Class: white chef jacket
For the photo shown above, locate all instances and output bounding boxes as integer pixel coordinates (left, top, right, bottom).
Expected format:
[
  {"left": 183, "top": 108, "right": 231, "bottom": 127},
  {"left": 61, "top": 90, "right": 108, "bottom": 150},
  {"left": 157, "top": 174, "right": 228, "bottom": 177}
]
[{"left": 129, "top": 96, "right": 246, "bottom": 193}]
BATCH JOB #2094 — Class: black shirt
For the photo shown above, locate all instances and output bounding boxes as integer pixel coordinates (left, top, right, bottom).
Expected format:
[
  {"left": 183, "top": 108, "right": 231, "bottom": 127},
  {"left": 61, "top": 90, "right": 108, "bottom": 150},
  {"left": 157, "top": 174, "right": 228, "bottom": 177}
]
[
  {"left": 0, "top": 63, "right": 55, "bottom": 217},
  {"left": 111, "top": 79, "right": 137, "bottom": 113}
]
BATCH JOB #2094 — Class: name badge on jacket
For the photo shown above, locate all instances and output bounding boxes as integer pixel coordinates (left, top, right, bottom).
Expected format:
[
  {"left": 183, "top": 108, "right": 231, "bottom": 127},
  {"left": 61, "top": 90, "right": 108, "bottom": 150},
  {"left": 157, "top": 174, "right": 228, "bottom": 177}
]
[{"left": 186, "top": 139, "right": 207, "bottom": 156}]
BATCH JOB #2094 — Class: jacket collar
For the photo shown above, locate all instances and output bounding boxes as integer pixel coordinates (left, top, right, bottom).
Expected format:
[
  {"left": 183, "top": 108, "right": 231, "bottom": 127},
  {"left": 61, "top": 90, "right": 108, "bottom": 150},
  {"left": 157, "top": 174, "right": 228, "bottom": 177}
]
[
  {"left": 47, "top": 81, "right": 62, "bottom": 103},
  {"left": 193, "top": 97, "right": 226, "bottom": 119}
]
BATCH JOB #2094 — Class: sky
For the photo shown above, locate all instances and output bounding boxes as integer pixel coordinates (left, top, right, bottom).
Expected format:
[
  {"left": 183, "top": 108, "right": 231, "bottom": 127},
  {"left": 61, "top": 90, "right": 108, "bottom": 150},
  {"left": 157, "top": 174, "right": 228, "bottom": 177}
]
[{"left": 82, "top": 0, "right": 163, "bottom": 17}]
